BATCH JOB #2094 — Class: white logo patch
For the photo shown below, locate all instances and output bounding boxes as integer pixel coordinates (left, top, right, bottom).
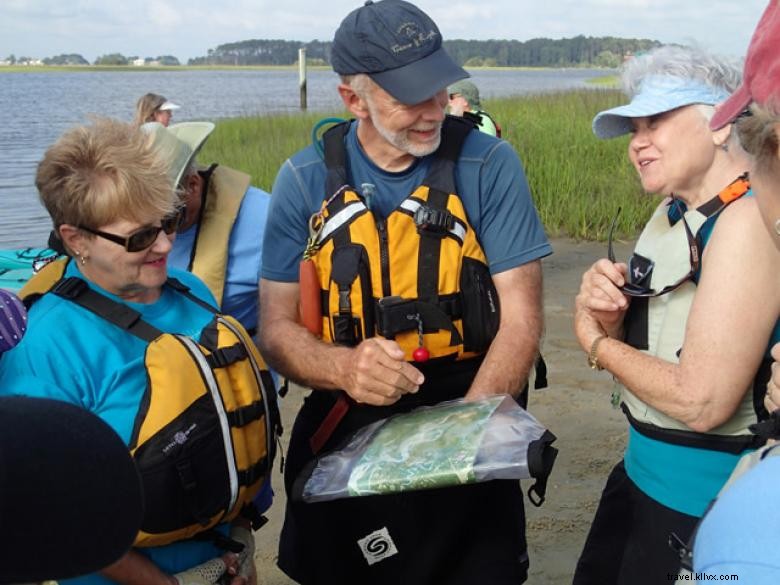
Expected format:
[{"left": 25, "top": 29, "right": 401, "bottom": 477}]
[{"left": 357, "top": 527, "right": 399, "bottom": 566}]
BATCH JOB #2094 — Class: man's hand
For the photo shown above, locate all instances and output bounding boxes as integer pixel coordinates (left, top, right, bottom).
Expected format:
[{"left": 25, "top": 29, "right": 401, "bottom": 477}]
[{"left": 338, "top": 338, "right": 424, "bottom": 405}]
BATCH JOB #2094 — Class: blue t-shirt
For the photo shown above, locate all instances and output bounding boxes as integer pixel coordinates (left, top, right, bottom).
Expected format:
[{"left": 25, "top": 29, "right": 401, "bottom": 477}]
[
  {"left": 170, "top": 184, "right": 271, "bottom": 332},
  {"left": 0, "top": 262, "right": 228, "bottom": 583},
  {"left": 262, "top": 120, "right": 552, "bottom": 282}
]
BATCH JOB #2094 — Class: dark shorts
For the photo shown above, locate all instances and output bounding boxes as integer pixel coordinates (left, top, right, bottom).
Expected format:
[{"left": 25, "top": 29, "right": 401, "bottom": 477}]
[
  {"left": 573, "top": 460, "right": 699, "bottom": 585},
  {"left": 278, "top": 360, "right": 529, "bottom": 585}
]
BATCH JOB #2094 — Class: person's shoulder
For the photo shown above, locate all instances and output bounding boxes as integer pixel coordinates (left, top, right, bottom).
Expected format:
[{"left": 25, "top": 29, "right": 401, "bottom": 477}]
[
  {"left": 286, "top": 141, "right": 325, "bottom": 172},
  {"left": 458, "top": 127, "right": 512, "bottom": 162},
  {"left": 712, "top": 193, "right": 765, "bottom": 237},
  {"left": 168, "top": 268, "right": 218, "bottom": 306}
]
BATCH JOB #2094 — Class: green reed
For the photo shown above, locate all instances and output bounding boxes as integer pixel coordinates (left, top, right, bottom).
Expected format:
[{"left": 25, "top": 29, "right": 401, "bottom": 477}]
[{"left": 199, "top": 89, "right": 655, "bottom": 241}]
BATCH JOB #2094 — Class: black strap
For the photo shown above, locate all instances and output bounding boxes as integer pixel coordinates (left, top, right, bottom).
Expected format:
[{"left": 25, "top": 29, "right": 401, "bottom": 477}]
[
  {"left": 52, "top": 277, "right": 163, "bottom": 342},
  {"left": 423, "top": 115, "right": 474, "bottom": 194},
  {"left": 51, "top": 276, "right": 218, "bottom": 343},
  {"left": 192, "top": 528, "right": 245, "bottom": 553},
  {"left": 188, "top": 163, "right": 220, "bottom": 271},
  {"left": 174, "top": 459, "right": 211, "bottom": 527},
  {"left": 533, "top": 355, "right": 548, "bottom": 390},
  {"left": 205, "top": 343, "right": 248, "bottom": 368},
  {"left": 526, "top": 429, "right": 558, "bottom": 507},
  {"left": 695, "top": 172, "right": 749, "bottom": 218},
  {"left": 226, "top": 400, "right": 265, "bottom": 428},
  {"left": 417, "top": 189, "right": 449, "bottom": 304},
  {"left": 322, "top": 121, "right": 351, "bottom": 199},
  {"left": 621, "top": 402, "right": 765, "bottom": 454},
  {"left": 237, "top": 456, "right": 269, "bottom": 487}
]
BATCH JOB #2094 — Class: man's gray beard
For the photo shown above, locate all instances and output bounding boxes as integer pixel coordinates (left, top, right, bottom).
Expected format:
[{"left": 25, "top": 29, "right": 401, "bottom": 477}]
[{"left": 367, "top": 103, "right": 442, "bottom": 158}]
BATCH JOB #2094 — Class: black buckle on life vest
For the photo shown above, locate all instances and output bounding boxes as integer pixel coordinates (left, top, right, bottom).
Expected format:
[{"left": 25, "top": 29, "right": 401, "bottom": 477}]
[
  {"left": 414, "top": 205, "right": 454, "bottom": 235},
  {"left": 206, "top": 344, "right": 248, "bottom": 369},
  {"left": 227, "top": 401, "right": 265, "bottom": 428}
]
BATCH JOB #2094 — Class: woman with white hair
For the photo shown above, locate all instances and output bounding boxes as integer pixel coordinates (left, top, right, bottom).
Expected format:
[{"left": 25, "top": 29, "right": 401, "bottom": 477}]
[{"left": 572, "top": 44, "right": 780, "bottom": 583}]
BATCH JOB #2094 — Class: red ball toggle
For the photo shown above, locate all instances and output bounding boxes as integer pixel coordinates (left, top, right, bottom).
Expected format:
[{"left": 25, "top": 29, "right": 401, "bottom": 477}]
[{"left": 412, "top": 347, "right": 430, "bottom": 363}]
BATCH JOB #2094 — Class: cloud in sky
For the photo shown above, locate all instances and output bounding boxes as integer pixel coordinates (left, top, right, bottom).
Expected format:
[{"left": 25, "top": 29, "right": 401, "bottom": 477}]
[{"left": 0, "top": 0, "right": 768, "bottom": 62}]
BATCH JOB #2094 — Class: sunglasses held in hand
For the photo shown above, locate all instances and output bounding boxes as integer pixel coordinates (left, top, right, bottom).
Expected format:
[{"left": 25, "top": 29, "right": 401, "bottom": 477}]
[{"left": 607, "top": 204, "right": 700, "bottom": 298}]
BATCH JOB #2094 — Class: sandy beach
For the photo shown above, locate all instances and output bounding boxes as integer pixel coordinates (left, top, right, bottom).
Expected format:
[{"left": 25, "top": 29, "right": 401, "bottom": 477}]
[{"left": 252, "top": 237, "right": 635, "bottom": 585}]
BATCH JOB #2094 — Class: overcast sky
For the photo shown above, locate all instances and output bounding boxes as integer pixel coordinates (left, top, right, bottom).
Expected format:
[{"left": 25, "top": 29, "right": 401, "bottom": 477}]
[{"left": 0, "top": 0, "right": 769, "bottom": 63}]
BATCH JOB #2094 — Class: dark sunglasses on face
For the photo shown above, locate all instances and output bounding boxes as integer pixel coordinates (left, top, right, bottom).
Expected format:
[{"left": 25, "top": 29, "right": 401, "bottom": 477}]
[
  {"left": 78, "top": 208, "right": 184, "bottom": 253},
  {"left": 607, "top": 202, "right": 700, "bottom": 298}
]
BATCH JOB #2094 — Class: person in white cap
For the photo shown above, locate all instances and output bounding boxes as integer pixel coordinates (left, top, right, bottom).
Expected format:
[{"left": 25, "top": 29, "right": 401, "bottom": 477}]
[
  {"left": 573, "top": 44, "right": 780, "bottom": 584},
  {"left": 134, "top": 92, "right": 181, "bottom": 127},
  {"left": 258, "top": 0, "right": 551, "bottom": 583}
]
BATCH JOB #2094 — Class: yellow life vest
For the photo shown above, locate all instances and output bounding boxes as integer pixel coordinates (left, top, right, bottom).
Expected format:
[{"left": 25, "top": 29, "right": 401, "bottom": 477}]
[
  {"left": 20, "top": 260, "right": 281, "bottom": 547},
  {"left": 312, "top": 117, "right": 499, "bottom": 362},
  {"left": 187, "top": 164, "right": 250, "bottom": 306}
]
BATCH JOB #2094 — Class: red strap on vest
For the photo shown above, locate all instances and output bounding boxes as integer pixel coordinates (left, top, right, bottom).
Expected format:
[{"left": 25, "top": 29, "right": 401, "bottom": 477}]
[{"left": 309, "top": 393, "right": 351, "bottom": 454}]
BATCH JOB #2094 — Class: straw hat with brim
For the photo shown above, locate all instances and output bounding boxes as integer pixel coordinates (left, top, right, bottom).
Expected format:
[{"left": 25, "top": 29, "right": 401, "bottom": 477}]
[
  {"left": 142, "top": 121, "right": 215, "bottom": 187},
  {"left": 592, "top": 75, "right": 731, "bottom": 140},
  {"left": 710, "top": 0, "right": 780, "bottom": 130},
  {"left": 0, "top": 395, "right": 143, "bottom": 582}
]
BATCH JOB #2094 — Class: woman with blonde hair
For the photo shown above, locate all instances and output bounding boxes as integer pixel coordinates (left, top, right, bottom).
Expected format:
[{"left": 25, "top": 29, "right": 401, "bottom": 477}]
[
  {"left": 0, "top": 119, "right": 273, "bottom": 585},
  {"left": 134, "top": 92, "right": 180, "bottom": 127}
]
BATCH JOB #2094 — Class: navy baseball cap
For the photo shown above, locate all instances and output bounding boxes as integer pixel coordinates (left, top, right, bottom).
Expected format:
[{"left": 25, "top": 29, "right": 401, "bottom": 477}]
[{"left": 331, "top": 0, "right": 469, "bottom": 105}]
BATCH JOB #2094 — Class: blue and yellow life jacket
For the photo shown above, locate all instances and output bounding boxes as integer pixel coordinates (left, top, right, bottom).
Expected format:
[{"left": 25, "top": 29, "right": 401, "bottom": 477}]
[
  {"left": 311, "top": 116, "right": 499, "bottom": 362},
  {"left": 20, "top": 258, "right": 281, "bottom": 547}
]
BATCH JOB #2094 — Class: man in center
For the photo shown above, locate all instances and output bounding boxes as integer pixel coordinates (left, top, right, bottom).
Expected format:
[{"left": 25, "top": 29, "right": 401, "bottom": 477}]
[{"left": 258, "top": 1, "right": 552, "bottom": 583}]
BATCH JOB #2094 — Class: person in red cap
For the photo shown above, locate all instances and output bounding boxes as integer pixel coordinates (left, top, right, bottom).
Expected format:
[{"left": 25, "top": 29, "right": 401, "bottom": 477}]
[
  {"left": 258, "top": 0, "right": 551, "bottom": 583},
  {"left": 710, "top": 0, "right": 780, "bottom": 418},
  {"left": 692, "top": 7, "right": 780, "bottom": 579}
]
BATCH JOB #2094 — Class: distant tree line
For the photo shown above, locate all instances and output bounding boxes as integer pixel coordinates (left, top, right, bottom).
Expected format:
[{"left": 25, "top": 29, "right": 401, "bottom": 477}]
[
  {"left": 188, "top": 35, "right": 660, "bottom": 67},
  {"left": 188, "top": 39, "right": 331, "bottom": 66}
]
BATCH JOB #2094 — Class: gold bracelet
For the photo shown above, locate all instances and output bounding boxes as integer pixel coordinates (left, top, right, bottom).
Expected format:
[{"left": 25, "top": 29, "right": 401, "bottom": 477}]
[{"left": 588, "top": 335, "right": 607, "bottom": 371}]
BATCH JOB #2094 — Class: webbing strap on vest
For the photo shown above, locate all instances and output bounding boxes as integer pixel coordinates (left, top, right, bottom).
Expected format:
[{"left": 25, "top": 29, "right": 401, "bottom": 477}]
[
  {"left": 51, "top": 276, "right": 218, "bottom": 343},
  {"left": 323, "top": 121, "right": 351, "bottom": 199}
]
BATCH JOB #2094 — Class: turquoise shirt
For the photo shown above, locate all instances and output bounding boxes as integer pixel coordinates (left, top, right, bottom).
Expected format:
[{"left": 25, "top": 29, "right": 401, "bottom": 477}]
[{"left": 0, "top": 261, "right": 228, "bottom": 582}]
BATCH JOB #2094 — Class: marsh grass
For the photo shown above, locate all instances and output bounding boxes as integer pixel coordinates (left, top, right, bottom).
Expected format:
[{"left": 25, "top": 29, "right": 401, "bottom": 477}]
[{"left": 199, "top": 89, "right": 654, "bottom": 241}]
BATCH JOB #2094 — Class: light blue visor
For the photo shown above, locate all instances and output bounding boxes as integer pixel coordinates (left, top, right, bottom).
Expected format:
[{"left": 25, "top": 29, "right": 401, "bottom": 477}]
[{"left": 592, "top": 75, "right": 731, "bottom": 139}]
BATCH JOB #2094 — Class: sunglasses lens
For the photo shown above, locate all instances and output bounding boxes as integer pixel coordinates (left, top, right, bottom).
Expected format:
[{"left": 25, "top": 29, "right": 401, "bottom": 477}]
[
  {"left": 161, "top": 209, "right": 183, "bottom": 234},
  {"left": 127, "top": 227, "right": 161, "bottom": 252}
]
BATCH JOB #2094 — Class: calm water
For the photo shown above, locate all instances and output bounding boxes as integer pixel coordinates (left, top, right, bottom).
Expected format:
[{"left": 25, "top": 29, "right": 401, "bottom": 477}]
[{"left": 0, "top": 68, "right": 610, "bottom": 248}]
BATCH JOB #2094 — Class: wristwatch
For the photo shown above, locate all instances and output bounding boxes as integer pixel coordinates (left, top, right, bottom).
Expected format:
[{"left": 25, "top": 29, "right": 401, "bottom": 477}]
[{"left": 588, "top": 335, "right": 607, "bottom": 371}]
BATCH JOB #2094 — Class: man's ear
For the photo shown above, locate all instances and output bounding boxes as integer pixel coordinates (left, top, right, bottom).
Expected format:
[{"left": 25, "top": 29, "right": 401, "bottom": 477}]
[{"left": 338, "top": 83, "right": 370, "bottom": 120}]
